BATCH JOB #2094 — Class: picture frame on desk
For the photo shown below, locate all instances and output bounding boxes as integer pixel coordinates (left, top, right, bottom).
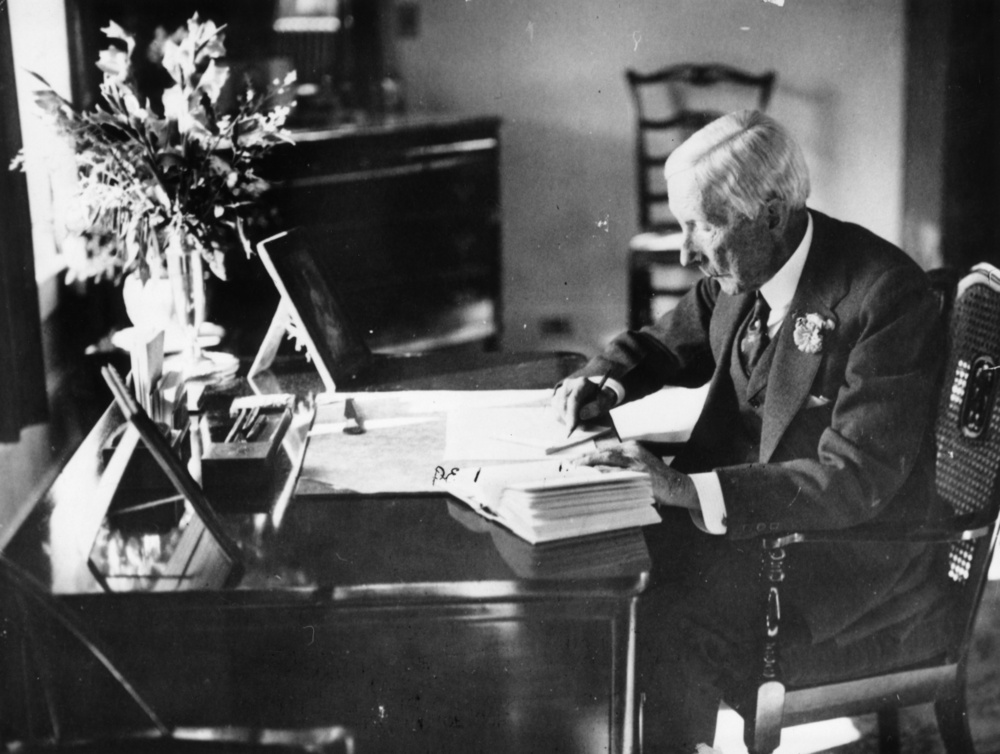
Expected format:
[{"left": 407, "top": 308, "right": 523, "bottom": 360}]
[
  {"left": 252, "top": 229, "right": 373, "bottom": 393},
  {"left": 89, "top": 367, "right": 245, "bottom": 593}
]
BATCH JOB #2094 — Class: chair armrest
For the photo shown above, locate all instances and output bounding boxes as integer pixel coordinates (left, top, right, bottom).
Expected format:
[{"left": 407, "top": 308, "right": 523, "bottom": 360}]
[{"left": 762, "top": 514, "right": 994, "bottom": 550}]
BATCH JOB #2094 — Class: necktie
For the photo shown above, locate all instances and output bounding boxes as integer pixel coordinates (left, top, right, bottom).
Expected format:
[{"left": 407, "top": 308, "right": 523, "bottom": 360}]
[{"left": 741, "top": 293, "right": 771, "bottom": 373}]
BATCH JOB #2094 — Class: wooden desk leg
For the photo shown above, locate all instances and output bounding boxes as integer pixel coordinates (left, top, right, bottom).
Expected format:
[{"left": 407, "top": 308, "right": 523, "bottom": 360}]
[{"left": 611, "top": 596, "right": 640, "bottom": 754}]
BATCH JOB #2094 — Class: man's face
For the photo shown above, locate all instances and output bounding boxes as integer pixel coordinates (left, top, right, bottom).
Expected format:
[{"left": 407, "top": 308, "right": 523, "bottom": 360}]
[{"left": 667, "top": 169, "right": 779, "bottom": 296}]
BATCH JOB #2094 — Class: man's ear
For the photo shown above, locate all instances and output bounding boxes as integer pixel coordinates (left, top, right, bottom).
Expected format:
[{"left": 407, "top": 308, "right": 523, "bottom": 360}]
[{"left": 763, "top": 197, "right": 789, "bottom": 232}]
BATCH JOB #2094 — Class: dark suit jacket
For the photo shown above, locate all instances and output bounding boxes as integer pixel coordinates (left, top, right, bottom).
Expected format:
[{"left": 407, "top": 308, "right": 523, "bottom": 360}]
[{"left": 577, "top": 210, "right": 946, "bottom": 642}]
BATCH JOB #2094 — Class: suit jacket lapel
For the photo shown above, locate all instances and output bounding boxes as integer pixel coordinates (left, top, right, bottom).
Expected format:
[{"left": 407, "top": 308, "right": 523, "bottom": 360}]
[
  {"left": 759, "top": 211, "right": 849, "bottom": 462},
  {"left": 714, "top": 290, "right": 754, "bottom": 372},
  {"left": 678, "top": 289, "right": 752, "bottom": 464}
]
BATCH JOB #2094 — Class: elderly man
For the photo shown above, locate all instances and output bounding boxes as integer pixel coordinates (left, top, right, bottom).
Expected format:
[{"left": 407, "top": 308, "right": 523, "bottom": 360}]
[{"left": 552, "top": 110, "right": 945, "bottom": 751}]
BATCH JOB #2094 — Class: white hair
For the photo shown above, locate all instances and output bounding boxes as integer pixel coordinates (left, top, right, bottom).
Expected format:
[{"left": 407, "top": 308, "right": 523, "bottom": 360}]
[{"left": 664, "top": 110, "right": 810, "bottom": 221}]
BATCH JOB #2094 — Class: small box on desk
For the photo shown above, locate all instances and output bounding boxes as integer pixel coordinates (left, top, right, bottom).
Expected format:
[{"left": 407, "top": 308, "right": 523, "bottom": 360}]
[{"left": 199, "top": 407, "right": 293, "bottom": 512}]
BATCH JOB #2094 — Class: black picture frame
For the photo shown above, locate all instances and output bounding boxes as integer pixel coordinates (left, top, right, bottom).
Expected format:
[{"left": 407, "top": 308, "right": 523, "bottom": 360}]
[
  {"left": 92, "top": 366, "right": 245, "bottom": 592},
  {"left": 253, "top": 229, "right": 373, "bottom": 392}
]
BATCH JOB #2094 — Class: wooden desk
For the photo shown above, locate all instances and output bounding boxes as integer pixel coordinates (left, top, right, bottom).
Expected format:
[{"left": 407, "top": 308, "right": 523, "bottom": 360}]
[{"left": 4, "top": 355, "right": 649, "bottom": 754}]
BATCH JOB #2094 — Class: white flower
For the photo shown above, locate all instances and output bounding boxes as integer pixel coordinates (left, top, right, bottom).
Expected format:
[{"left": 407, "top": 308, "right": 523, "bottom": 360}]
[
  {"left": 161, "top": 84, "right": 194, "bottom": 133},
  {"left": 96, "top": 47, "right": 131, "bottom": 83},
  {"left": 197, "top": 60, "right": 230, "bottom": 104},
  {"left": 161, "top": 39, "right": 189, "bottom": 82},
  {"left": 793, "top": 312, "right": 835, "bottom": 354}
]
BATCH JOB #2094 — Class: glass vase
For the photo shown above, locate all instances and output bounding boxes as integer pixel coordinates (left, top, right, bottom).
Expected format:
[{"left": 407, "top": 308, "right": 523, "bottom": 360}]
[
  {"left": 121, "top": 268, "right": 176, "bottom": 336},
  {"left": 165, "top": 231, "right": 207, "bottom": 370}
]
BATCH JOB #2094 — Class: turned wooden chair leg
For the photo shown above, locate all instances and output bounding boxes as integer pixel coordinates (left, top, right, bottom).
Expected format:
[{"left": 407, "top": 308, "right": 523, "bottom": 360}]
[
  {"left": 876, "top": 707, "right": 900, "bottom": 754},
  {"left": 744, "top": 545, "right": 788, "bottom": 754},
  {"left": 935, "top": 690, "right": 975, "bottom": 754}
]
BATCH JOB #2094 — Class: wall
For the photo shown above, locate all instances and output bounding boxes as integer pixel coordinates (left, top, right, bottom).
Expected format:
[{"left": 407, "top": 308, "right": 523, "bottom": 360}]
[
  {"left": 393, "top": 0, "right": 906, "bottom": 353},
  {"left": 2, "top": 0, "right": 95, "bottom": 550},
  {"left": 8, "top": 0, "right": 83, "bottom": 287},
  {"left": 900, "top": 0, "right": 948, "bottom": 272}
]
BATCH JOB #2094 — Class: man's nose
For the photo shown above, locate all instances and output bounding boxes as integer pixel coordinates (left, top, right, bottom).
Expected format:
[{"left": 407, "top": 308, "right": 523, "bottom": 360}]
[{"left": 680, "top": 239, "right": 702, "bottom": 267}]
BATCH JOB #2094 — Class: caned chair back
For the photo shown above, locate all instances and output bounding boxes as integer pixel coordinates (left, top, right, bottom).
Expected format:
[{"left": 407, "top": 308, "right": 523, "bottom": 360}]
[{"left": 934, "top": 263, "right": 1000, "bottom": 654}]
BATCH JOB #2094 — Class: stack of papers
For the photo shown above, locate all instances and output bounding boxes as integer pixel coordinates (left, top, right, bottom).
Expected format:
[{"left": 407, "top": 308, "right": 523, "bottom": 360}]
[
  {"left": 489, "top": 527, "right": 652, "bottom": 579},
  {"left": 444, "top": 460, "right": 660, "bottom": 544}
]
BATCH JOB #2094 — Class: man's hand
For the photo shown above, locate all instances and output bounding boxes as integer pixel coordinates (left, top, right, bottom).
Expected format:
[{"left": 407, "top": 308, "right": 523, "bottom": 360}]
[
  {"left": 576, "top": 441, "right": 700, "bottom": 511},
  {"left": 551, "top": 377, "right": 617, "bottom": 431}
]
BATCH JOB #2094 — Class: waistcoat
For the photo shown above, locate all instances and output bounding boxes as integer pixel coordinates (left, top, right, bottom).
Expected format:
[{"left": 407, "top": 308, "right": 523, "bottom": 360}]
[{"left": 727, "top": 321, "right": 780, "bottom": 464}]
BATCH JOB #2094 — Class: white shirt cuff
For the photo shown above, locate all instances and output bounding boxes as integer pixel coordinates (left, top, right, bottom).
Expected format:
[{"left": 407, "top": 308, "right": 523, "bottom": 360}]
[
  {"left": 688, "top": 472, "right": 727, "bottom": 534},
  {"left": 589, "top": 376, "right": 625, "bottom": 406}
]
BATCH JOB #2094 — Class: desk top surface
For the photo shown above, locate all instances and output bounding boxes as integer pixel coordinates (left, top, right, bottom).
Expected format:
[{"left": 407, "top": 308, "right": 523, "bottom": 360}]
[{"left": 6, "top": 352, "right": 651, "bottom": 603}]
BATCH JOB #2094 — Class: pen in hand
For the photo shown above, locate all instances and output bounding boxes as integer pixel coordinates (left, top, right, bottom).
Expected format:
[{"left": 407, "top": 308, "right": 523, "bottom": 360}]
[{"left": 568, "top": 370, "right": 613, "bottom": 437}]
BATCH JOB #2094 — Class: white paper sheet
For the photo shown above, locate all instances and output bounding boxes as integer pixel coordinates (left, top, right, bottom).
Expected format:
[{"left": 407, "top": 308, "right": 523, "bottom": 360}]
[
  {"left": 300, "top": 390, "right": 560, "bottom": 494},
  {"left": 610, "top": 384, "right": 709, "bottom": 443},
  {"left": 443, "top": 406, "right": 608, "bottom": 462}
]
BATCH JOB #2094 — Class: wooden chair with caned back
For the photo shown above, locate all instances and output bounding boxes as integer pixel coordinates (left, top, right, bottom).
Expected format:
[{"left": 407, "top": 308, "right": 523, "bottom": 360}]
[{"left": 734, "top": 263, "right": 1000, "bottom": 754}]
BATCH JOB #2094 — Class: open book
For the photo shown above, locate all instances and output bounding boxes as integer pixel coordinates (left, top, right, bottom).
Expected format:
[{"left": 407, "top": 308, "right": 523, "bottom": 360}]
[{"left": 443, "top": 460, "right": 660, "bottom": 544}]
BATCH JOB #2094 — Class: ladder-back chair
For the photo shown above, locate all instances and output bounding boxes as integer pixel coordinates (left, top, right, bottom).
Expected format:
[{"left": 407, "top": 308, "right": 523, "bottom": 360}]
[{"left": 625, "top": 64, "right": 776, "bottom": 329}]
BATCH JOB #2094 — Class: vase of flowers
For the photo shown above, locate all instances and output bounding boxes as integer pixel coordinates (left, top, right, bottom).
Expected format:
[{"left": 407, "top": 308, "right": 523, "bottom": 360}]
[{"left": 16, "top": 14, "right": 295, "bottom": 376}]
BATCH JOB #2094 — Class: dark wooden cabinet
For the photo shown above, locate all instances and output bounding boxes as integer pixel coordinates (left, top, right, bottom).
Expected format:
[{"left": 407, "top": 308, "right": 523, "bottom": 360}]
[{"left": 261, "top": 115, "right": 503, "bottom": 352}]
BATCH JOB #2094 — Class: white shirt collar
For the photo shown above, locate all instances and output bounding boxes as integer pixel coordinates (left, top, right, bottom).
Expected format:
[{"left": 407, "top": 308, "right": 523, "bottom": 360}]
[{"left": 759, "top": 210, "right": 813, "bottom": 328}]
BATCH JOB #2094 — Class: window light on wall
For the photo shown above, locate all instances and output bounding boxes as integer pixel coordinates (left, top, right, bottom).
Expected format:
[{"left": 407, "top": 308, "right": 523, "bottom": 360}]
[{"left": 273, "top": 0, "right": 341, "bottom": 33}]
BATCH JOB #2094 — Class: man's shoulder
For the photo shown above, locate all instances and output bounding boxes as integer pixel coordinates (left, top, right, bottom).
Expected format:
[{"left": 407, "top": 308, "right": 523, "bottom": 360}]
[{"left": 810, "top": 209, "right": 930, "bottom": 289}]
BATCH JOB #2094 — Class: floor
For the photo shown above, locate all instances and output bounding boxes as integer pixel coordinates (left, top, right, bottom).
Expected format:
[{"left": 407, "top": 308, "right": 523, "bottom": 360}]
[{"left": 710, "top": 566, "right": 1000, "bottom": 754}]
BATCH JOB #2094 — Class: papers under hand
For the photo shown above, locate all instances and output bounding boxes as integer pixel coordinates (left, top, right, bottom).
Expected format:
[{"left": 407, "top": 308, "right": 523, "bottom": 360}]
[
  {"left": 543, "top": 427, "right": 614, "bottom": 455},
  {"left": 443, "top": 460, "right": 660, "bottom": 544},
  {"left": 445, "top": 406, "right": 613, "bottom": 462}
]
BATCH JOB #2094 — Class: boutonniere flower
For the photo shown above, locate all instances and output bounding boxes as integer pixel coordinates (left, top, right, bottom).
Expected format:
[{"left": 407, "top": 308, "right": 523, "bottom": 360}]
[{"left": 793, "top": 312, "right": 835, "bottom": 354}]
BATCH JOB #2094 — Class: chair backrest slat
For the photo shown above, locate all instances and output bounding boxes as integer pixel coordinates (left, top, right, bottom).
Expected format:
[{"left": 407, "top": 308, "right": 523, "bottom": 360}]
[{"left": 625, "top": 63, "right": 777, "bottom": 233}]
